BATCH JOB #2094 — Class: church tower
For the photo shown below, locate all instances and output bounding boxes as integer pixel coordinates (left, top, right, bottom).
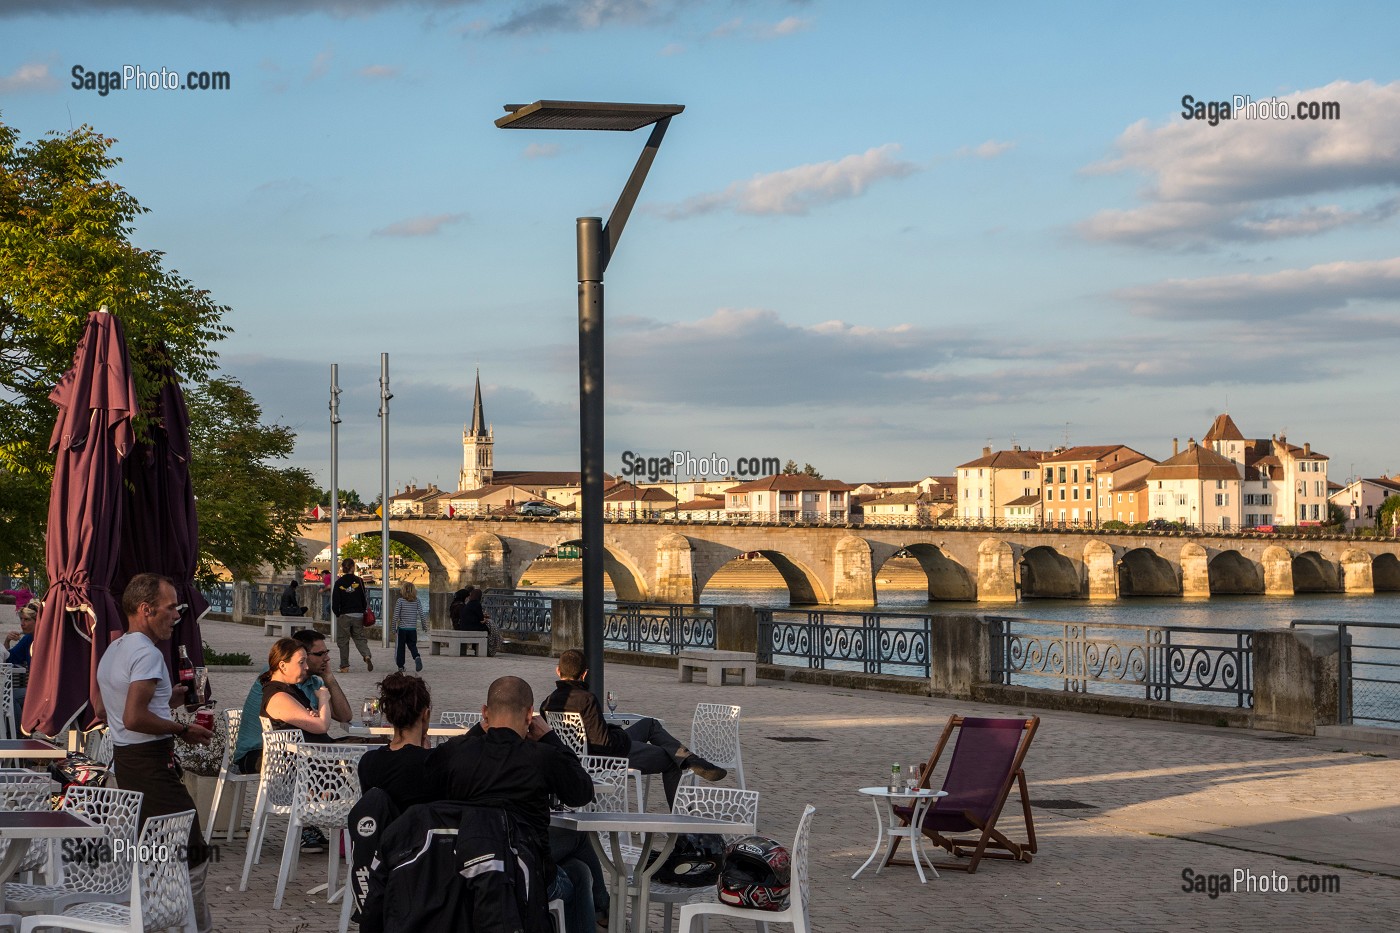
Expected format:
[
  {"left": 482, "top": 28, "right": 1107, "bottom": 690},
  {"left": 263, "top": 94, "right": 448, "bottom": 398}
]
[{"left": 459, "top": 369, "right": 494, "bottom": 489}]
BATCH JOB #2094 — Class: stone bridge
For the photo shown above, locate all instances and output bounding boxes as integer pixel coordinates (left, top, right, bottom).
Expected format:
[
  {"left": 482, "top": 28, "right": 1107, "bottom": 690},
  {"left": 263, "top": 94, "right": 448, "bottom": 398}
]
[{"left": 298, "top": 518, "right": 1400, "bottom": 606}]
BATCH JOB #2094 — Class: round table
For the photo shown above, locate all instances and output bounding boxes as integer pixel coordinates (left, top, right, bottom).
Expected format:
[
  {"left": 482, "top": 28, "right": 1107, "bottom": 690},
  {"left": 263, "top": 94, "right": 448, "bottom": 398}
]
[{"left": 852, "top": 786, "right": 948, "bottom": 884}]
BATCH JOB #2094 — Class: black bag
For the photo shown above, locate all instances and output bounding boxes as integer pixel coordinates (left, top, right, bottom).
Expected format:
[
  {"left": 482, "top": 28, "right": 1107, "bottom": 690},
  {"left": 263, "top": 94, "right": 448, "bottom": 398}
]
[{"left": 644, "top": 833, "right": 725, "bottom": 887}]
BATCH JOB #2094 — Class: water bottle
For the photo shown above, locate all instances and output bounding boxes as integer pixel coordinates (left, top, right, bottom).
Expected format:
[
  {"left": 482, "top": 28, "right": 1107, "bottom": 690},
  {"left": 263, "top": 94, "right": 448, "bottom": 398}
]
[{"left": 889, "top": 763, "right": 901, "bottom": 793}]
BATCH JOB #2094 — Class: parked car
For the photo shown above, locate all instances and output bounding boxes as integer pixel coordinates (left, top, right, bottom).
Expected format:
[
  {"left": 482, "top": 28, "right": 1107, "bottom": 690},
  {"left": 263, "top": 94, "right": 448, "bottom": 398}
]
[
  {"left": 518, "top": 501, "right": 561, "bottom": 516},
  {"left": 1144, "top": 518, "right": 1179, "bottom": 531}
]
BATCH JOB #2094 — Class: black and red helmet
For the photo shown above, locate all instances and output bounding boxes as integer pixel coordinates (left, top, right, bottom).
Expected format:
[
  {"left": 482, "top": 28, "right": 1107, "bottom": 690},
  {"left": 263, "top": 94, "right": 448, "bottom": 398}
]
[{"left": 717, "top": 836, "right": 791, "bottom": 911}]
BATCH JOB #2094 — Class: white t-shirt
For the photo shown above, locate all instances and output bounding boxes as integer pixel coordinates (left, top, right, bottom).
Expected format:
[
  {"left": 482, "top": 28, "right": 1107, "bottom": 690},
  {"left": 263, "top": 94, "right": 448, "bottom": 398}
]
[{"left": 97, "top": 631, "right": 173, "bottom": 745}]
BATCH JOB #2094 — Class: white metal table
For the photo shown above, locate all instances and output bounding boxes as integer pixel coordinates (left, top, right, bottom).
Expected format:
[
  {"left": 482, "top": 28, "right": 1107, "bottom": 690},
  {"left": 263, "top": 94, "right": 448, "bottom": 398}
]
[
  {"left": 345, "top": 722, "right": 468, "bottom": 738},
  {"left": 852, "top": 786, "right": 948, "bottom": 884},
  {"left": 0, "top": 811, "right": 103, "bottom": 889},
  {"left": 0, "top": 739, "right": 66, "bottom": 762},
  {"left": 551, "top": 810, "right": 754, "bottom": 932}
]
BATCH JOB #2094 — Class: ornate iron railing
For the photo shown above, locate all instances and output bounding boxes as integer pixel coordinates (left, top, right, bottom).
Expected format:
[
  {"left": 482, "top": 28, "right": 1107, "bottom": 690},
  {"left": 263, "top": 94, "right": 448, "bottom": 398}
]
[
  {"left": 248, "top": 583, "right": 281, "bottom": 616},
  {"left": 200, "top": 584, "right": 234, "bottom": 615},
  {"left": 755, "top": 608, "right": 933, "bottom": 678},
  {"left": 604, "top": 603, "right": 715, "bottom": 655},
  {"left": 485, "top": 589, "right": 553, "bottom": 637},
  {"left": 987, "top": 617, "right": 1253, "bottom": 707},
  {"left": 1291, "top": 620, "right": 1400, "bottom": 726}
]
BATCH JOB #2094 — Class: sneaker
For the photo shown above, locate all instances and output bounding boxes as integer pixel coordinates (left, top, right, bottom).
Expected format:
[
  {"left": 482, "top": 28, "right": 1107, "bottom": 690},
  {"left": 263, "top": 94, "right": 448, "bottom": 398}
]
[
  {"left": 338, "top": 666, "right": 350, "bottom": 674},
  {"left": 414, "top": 656, "right": 423, "bottom": 672},
  {"left": 682, "top": 755, "right": 727, "bottom": 782},
  {"left": 301, "top": 827, "right": 328, "bottom": 853},
  {"left": 397, "top": 667, "right": 405, "bottom": 673},
  {"left": 364, "top": 656, "right": 374, "bottom": 672}
]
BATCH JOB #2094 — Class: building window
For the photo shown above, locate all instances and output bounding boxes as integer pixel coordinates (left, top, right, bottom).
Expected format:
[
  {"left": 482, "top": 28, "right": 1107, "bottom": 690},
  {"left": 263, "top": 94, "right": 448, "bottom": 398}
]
[
  {"left": 1058, "top": 467, "right": 1066, "bottom": 483},
  {"left": 1085, "top": 468, "right": 1093, "bottom": 482},
  {"left": 1072, "top": 467, "right": 1079, "bottom": 483},
  {"left": 1045, "top": 467, "right": 1053, "bottom": 482},
  {"left": 1059, "top": 488, "right": 1067, "bottom": 501},
  {"left": 1215, "top": 494, "right": 1223, "bottom": 507},
  {"left": 1072, "top": 487, "right": 1079, "bottom": 500}
]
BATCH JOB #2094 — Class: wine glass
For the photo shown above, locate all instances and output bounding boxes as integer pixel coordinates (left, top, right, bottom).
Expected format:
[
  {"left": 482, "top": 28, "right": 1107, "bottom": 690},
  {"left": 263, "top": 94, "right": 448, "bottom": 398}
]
[
  {"left": 606, "top": 691, "right": 618, "bottom": 715},
  {"left": 361, "top": 698, "right": 377, "bottom": 729}
]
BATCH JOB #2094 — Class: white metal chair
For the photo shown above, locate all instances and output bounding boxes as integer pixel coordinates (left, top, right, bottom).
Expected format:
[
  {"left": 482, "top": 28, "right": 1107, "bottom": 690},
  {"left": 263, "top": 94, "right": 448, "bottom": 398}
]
[
  {"left": 439, "top": 710, "right": 482, "bottom": 729},
  {"left": 0, "top": 772, "right": 58, "bottom": 887},
  {"left": 546, "top": 711, "right": 588, "bottom": 758},
  {"left": 238, "top": 728, "right": 300, "bottom": 892},
  {"left": 205, "top": 708, "right": 258, "bottom": 843},
  {"left": 579, "top": 755, "right": 630, "bottom": 812},
  {"left": 677, "top": 805, "right": 815, "bottom": 933},
  {"left": 680, "top": 704, "right": 745, "bottom": 791},
  {"left": 548, "top": 898, "right": 566, "bottom": 933},
  {"left": 79, "top": 728, "right": 114, "bottom": 771},
  {"left": 4, "top": 786, "right": 143, "bottom": 916},
  {"left": 272, "top": 742, "right": 369, "bottom": 910},
  {"left": 1, "top": 665, "right": 15, "bottom": 740},
  {"left": 629, "top": 786, "right": 760, "bottom": 933},
  {"left": 19, "top": 809, "right": 197, "bottom": 933}
]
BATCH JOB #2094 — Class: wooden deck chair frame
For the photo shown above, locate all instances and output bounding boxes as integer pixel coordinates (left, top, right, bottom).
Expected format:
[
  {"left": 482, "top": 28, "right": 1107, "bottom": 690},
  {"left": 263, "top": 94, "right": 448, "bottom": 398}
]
[{"left": 890, "top": 714, "right": 1038, "bottom": 873}]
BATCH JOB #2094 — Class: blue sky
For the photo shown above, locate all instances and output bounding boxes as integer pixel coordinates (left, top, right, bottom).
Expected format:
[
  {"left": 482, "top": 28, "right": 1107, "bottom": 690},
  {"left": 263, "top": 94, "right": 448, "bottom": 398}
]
[{"left": 5, "top": 0, "right": 1400, "bottom": 492}]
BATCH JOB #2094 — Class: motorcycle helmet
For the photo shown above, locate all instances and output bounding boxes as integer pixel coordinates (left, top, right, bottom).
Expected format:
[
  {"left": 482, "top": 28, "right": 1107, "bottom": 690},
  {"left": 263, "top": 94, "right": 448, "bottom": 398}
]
[
  {"left": 717, "top": 835, "right": 791, "bottom": 911},
  {"left": 644, "top": 832, "right": 725, "bottom": 886}
]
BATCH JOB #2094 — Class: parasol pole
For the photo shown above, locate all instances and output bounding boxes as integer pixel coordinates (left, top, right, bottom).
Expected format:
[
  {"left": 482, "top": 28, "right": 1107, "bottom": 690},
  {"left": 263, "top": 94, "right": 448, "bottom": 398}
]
[{"left": 329, "top": 364, "right": 340, "bottom": 643}]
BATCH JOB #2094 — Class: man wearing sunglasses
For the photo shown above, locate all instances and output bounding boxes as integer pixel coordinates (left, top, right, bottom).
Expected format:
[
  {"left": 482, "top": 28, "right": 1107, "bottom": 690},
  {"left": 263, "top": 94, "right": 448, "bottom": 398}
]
[{"left": 231, "top": 628, "right": 351, "bottom": 851}]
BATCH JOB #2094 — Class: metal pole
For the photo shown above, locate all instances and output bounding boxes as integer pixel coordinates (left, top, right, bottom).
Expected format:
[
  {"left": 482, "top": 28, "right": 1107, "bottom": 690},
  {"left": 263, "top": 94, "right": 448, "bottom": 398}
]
[
  {"left": 379, "top": 353, "right": 393, "bottom": 649},
  {"left": 329, "top": 364, "right": 341, "bottom": 641},
  {"left": 578, "top": 216, "right": 606, "bottom": 704}
]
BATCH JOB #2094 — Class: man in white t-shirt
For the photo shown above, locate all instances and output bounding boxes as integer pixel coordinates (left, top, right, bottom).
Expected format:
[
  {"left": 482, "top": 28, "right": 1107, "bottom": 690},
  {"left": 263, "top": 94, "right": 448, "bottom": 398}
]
[{"left": 97, "top": 573, "right": 215, "bottom": 933}]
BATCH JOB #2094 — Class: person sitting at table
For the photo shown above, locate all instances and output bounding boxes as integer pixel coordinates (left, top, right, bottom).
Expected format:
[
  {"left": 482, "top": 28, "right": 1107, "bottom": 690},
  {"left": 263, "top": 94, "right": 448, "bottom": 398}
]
[
  {"left": 240, "top": 638, "right": 332, "bottom": 773},
  {"left": 358, "top": 672, "right": 443, "bottom": 809},
  {"left": 540, "top": 648, "right": 726, "bottom": 808},
  {"left": 4, "top": 599, "right": 39, "bottom": 712},
  {"left": 279, "top": 580, "right": 309, "bottom": 617},
  {"left": 428, "top": 676, "right": 596, "bottom": 933}
]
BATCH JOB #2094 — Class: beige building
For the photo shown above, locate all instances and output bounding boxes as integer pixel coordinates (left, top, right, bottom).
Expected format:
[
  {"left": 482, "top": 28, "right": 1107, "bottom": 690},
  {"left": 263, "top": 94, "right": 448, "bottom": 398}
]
[
  {"left": 724, "top": 475, "right": 853, "bottom": 522},
  {"left": 1329, "top": 476, "right": 1400, "bottom": 531},
  {"left": 1202, "top": 414, "right": 1331, "bottom": 527},
  {"left": 954, "top": 447, "right": 1044, "bottom": 523},
  {"left": 859, "top": 491, "right": 947, "bottom": 525},
  {"left": 1144, "top": 439, "right": 1242, "bottom": 529},
  {"left": 1104, "top": 477, "right": 1148, "bottom": 524},
  {"left": 387, "top": 483, "right": 443, "bottom": 516},
  {"left": 1040, "top": 445, "right": 1153, "bottom": 527},
  {"left": 1001, "top": 493, "right": 1042, "bottom": 527}
]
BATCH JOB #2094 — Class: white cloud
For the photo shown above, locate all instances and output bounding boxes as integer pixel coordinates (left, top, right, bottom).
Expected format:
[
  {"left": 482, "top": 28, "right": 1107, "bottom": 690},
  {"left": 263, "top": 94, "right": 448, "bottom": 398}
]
[
  {"left": 957, "top": 139, "right": 1015, "bottom": 159},
  {"left": 1081, "top": 80, "right": 1400, "bottom": 248},
  {"left": 372, "top": 212, "right": 468, "bottom": 237},
  {"left": 522, "top": 142, "right": 560, "bottom": 160},
  {"left": 0, "top": 62, "right": 58, "bottom": 93},
  {"left": 1113, "top": 256, "right": 1400, "bottom": 320},
  {"left": 659, "top": 144, "right": 921, "bottom": 218},
  {"left": 708, "top": 15, "right": 811, "bottom": 40},
  {"left": 358, "top": 64, "right": 399, "bottom": 79},
  {"left": 307, "top": 48, "right": 333, "bottom": 83}
]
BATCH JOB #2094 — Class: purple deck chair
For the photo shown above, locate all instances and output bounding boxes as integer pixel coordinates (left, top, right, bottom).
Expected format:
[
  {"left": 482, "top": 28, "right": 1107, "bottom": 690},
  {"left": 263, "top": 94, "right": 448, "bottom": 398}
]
[{"left": 891, "top": 715, "right": 1039, "bottom": 873}]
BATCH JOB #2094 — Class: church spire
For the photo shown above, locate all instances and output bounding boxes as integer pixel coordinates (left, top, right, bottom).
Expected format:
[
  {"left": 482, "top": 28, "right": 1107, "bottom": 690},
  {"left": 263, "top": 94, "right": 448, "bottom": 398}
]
[{"left": 469, "top": 368, "right": 486, "bottom": 437}]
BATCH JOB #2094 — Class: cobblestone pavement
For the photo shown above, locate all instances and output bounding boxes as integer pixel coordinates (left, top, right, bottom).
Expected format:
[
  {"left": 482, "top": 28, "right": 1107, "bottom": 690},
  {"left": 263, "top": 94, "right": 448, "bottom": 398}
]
[{"left": 198, "top": 619, "right": 1400, "bottom": 932}]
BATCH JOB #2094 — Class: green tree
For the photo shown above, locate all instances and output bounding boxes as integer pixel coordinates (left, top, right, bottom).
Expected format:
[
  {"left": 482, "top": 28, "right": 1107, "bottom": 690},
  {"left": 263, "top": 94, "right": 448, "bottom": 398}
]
[
  {"left": 187, "top": 378, "right": 318, "bottom": 583},
  {"left": 341, "top": 535, "right": 421, "bottom": 563},
  {"left": 318, "top": 487, "right": 367, "bottom": 512},
  {"left": 1380, "top": 495, "right": 1400, "bottom": 533},
  {"left": 0, "top": 117, "right": 227, "bottom": 573},
  {"left": 780, "top": 461, "right": 822, "bottom": 478}
]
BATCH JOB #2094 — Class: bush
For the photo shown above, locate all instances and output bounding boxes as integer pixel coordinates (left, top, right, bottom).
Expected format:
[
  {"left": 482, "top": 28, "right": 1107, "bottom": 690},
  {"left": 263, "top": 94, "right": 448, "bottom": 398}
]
[
  {"left": 1101, "top": 520, "right": 1128, "bottom": 531},
  {"left": 203, "top": 641, "right": 252, "bottom": 666}
]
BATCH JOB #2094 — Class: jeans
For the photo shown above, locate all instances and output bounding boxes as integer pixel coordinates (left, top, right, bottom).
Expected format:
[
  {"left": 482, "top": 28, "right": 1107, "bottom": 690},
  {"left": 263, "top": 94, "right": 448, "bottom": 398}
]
[
  {"left": 624, "top": 717, "right": 686, "bottom": 808},
  {"left": 395, "top": 628, "right": 421, "bottom": 670},
  {"left": 335, "top": 614, "right": 372, "bottom": 668},
  {"left": 547, "top": 855, "right": 595, "bottom": 933},
  {"left": 550, "top": 826, "right": 609, "bottom": 915}
]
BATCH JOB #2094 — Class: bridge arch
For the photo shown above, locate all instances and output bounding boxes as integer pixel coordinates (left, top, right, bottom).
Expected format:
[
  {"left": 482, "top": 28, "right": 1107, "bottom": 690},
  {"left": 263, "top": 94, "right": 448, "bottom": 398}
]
[
  {"left": 1208, "top": 549, "right": 1263, "bottom": 595},
  {"left": 1291, "top": 551, "right": 1340, "bottom": 593},
  {"left": 1374, "top": 553, "right": 1400, "bottom": 591},
  {"left": 1117, "top": 547, "right": 1180, "bottom": 596},
  {"left": 695, "top": 548, "right": 829, "bottom": 606},
  {"left": 525, "top": 537, "right": 650, "bottom": 602},
  {"left": 874, "top": 544, "right": 975, "bottom": 601},
  {"left": 1019, "top": 545, "right": 1083, "bottom": 599}
]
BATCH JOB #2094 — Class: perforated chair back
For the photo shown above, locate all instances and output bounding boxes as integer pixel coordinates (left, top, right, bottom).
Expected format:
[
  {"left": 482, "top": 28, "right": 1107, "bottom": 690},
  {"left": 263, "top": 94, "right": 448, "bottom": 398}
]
[
  {"left": 439, "top": 711, "right": 481, "bottom": 729},
  {"left": 80, "top": 726, "right": 115, "bottom": 768},
  {"left": 261, "top": 729, "right": 301, "bottom": 811},
  {"left": 579, "top": 755, "right": 629, "bottom": 812},
  {"left": 0, "top": 771, "right": 56, "bottom": 869},
  {"left": 687, "top": 703, "right": 744, "bottom": 788},
  {"left": 546, "top": 711, "right": 588, "bottom": 758},
  {"left": 132, "top": 809, "right": 197, "bottom": 931},
  {"left": 1, "top": 664, "right": 14, "bottom": 739},
  {"left": 60, "top": 786, "right": 144, "bottom": 896},
  {"left": 792, "top": 804, "right": 815, "bottom": 923},
  {"left": 672, "top": 786, "right": 759, "bottom": 843},
  {"left": 292, "top": 743, "right": 369, "bottom": 830}
]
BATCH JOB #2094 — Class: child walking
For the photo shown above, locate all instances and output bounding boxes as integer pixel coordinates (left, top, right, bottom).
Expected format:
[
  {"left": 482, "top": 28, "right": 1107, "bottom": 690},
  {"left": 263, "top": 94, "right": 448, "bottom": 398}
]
[{"left": 394, "top": 580, "right": 427, "bottom": 672}]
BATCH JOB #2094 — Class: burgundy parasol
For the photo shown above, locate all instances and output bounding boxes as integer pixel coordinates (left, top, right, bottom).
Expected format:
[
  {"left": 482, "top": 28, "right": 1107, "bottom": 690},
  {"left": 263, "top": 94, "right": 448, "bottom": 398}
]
[
  {"left": 24, "top": 308, "right": 137, "bottom": 736},
  {"left": 113, "top": 351, "right": 209, "bottom": 684}
]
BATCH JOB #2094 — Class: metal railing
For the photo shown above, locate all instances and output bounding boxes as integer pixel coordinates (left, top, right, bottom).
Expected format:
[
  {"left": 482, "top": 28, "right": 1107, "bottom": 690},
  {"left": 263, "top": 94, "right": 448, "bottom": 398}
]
[
  {"left": 248, "top": 583, "right": 281, "bottom": 616},
  {"left": 755, "top": 608, "right": 934, "bottom": 678},
  {"left": 1291, "top": 620, "right": 1400, "bottom": 726},
  {"left": 485, "top": 589, "right": 552, "bottom": 637},
  {"left": 987, "top": 617, "right": 1253, "bottom": 708},
  {"left": 200, "top": 583, "right": 234, "bottom": 615},
  {"left": 604, "top": 603, "right": 715, "bottom": 655}
]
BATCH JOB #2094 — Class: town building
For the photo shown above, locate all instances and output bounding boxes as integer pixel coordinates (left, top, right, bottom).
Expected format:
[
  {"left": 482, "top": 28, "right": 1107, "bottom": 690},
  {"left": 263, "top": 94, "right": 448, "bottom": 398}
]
[
  {"left": 1202, "top": 414, "right": 1331, "bottom": 527},
  {"left": 387, "top": 483, "right": 443, "bottom": 516},
  {"left": 1144, "top": 438, "right": 1242, "bottom": 529},
  {"left": 1329, "top": 476, "right": 1400, "bottom": 531},
  {"left": 954, "top": 447, "right": 1044, "bottom": 523},
  {"left": 859, "top": 491, "right": 952, "bottom": 525},
  {"left": 1040, "top": 445, "right": 1153, "bottom": 527},
  {"left": 458, "top": 370, "right": 493, "bottom": 489},
  {"left": 724, "top": 475, "right": 853, "bottom": 522}
]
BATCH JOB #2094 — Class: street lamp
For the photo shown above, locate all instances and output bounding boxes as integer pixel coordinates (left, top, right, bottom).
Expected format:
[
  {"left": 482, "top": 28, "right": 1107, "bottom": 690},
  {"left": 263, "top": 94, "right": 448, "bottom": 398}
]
[{"left": 497, "top": 99, "right": 683, "bottom": 704}]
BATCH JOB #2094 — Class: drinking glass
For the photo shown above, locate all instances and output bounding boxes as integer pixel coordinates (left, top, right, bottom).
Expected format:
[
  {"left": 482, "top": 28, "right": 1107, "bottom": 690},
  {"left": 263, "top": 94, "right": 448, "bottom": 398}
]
[
  {"left": 361, "top": 698, "right": 377, "bottom": 729},
  {"left": 907, "top": 763, "right": 922, "bottom": 792},
  {"left": 606, "top": 691, "right": 618, "bottom": 715},
  {"left": 193, "top": 667, "right": 209, "bottom": 702}
]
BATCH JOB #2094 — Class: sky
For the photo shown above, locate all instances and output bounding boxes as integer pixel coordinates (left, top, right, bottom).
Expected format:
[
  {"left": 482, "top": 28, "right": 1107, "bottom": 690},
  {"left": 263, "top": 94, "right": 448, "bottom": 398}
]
[{"left": 4, "top": 0, "right": 1400, "bottom": 494}]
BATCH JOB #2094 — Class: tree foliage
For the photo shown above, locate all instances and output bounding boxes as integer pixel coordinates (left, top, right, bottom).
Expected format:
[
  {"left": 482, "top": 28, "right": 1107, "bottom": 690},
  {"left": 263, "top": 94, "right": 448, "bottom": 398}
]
[
  {"left": 318, "top": 487, "right": 367, "bottom": 512},
  {"left": 1380, "top": 495, "right": 1400, "bottom": 532},
  {"left": 781, "top": 460, "right": 824, "bottom": 479},
  {"left": 187, "top": 378, "right": 318, "bottom": 583},
  {"left": 340, "top": 534, "right": 421, "bottom": 563}
]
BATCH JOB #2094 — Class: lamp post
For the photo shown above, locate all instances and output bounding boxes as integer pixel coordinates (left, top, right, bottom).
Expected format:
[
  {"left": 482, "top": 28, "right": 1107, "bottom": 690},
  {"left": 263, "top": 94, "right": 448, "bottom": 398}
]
[{"left": 497, "top": 100, "right": 683, "bottom": 704}]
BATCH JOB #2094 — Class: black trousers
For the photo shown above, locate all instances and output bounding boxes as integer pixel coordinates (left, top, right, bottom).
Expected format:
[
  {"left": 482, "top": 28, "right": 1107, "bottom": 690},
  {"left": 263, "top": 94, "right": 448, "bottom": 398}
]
[{"left": 623, "top": 718, "right": 685, "bottom": 806}]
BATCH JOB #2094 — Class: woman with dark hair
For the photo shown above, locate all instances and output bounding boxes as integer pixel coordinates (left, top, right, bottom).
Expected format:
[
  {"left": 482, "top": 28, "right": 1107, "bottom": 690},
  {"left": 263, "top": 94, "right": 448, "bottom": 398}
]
[
  {"left": 448, "top": 588, "right": 470, "bottom": 631},
  {"left": 358, "top": 673, "right": 442, "bottom": 808},
  {"left": 238, "top": 638, "right": 332, "bottom": 772}
]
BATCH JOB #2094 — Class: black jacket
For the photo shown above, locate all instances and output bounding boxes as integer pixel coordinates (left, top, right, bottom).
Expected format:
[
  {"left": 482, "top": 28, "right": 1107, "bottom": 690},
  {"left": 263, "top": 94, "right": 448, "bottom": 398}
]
[
  {"left": 331, "top": 573, "right": 367, "bottom": 616},
  {"left": 278, "top": 586, "right": 303, "bottom": 616},
  {"left": 539, "top": 679, "right": 629, "bottom": 758},
  {"left": 360, "top": 800, "right": 549, "bottom": 933}
]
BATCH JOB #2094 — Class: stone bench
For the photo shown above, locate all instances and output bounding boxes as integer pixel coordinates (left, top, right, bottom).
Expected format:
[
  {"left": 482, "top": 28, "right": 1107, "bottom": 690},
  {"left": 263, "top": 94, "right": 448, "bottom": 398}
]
[
  {"left": 428, "top": 630, "right": 489, "bottom": 657},
  {"left": 259, "top": 617, "right": 301, "bottom": 638},
  {"left": 677, "top": 649, "right": 757, "bottom": 687}
]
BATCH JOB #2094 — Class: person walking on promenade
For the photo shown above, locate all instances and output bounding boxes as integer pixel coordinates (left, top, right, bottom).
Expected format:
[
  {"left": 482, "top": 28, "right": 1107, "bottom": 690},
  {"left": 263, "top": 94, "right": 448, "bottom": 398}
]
[
  {"left": 331, "top": 557, "right": 374, "bottom": 673},
  {"left": 394, "top": 581, "right": 426, "bottom": 673},
  {"left": 97, "top": 572, "right": 215, "bottom": 933}
]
